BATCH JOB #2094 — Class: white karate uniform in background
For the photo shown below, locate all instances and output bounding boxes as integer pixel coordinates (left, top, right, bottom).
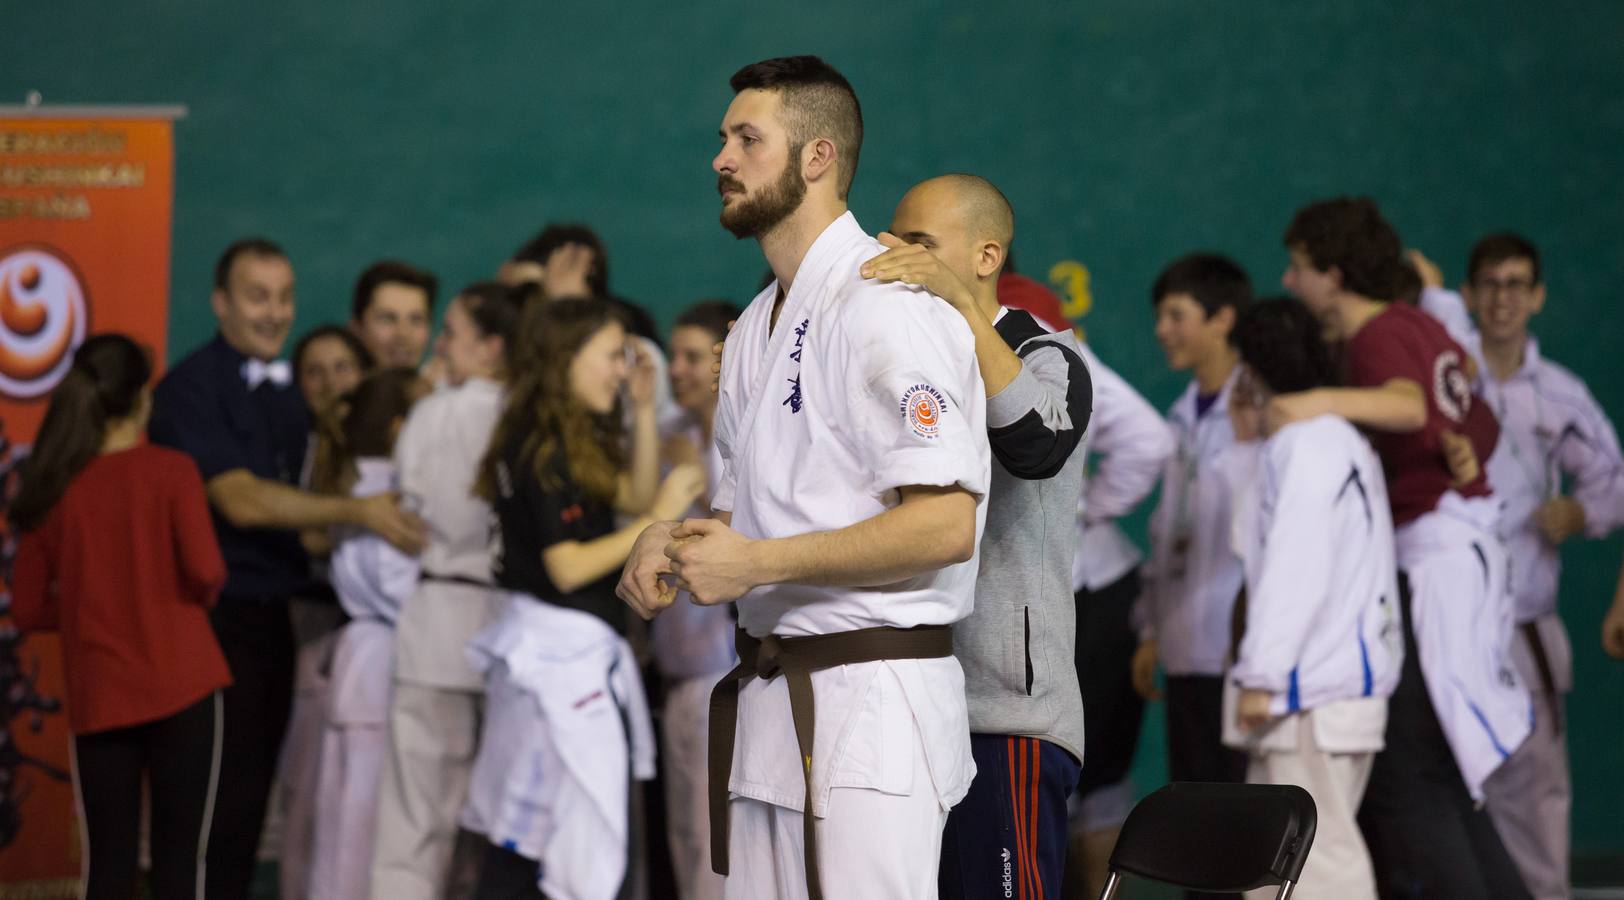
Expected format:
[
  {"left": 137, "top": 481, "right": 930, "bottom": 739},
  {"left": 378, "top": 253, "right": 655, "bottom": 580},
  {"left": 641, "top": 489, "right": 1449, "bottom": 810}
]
[
  {"left": 1399, "top": 490, "right": 1531, "bottom": 799},
  {"left": 1141, "top": 368, "right": 1245, "bottom": 675},
  {"left": 650, "top": 429, "right": 732, "bottom": 900},
  {"left": 1423, "top": 286, "right": 1624, "bottom": 899},
  {"left": 632, "top": 334, "right": 687, "bottom": 436},
  {"left": 1068, "top": 343, "right": 1175, "bottom": 831},
  {"left": 1071, "top": 343, "right": 1176, "bottom": 596},
  {"left": 312, "top": 458, "right": 420, "bottom": 900},
  {"left": 373, "top": 377, "right": 507, "bottom": 900},
  {"left": 462, "top": 597, "right": 656, "bottom": 900},
  {"left": 276, "top": 607, "right": 341, "bottom": 900},
  {"left": 711, "top": 212, "right": 990, "bottom": 899},
  {"left": 1474, "top": 334, "right": 1624, "bottom": 623},
  {"left": 277, "top": 434, "right": 346, "bottom": 899},
  {"left": 1477, "top": 335, "right": 1624, "bottom": 900},
  {"left": 1220, "top": 416, "right": 1401, "bottom": 900}
]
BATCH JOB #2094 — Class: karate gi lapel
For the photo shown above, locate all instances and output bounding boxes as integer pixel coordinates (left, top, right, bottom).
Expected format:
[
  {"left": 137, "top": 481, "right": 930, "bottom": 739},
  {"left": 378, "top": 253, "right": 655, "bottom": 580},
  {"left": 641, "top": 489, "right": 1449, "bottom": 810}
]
[{"left": 731, "top": 212, "right": 864, "bottom": 450}]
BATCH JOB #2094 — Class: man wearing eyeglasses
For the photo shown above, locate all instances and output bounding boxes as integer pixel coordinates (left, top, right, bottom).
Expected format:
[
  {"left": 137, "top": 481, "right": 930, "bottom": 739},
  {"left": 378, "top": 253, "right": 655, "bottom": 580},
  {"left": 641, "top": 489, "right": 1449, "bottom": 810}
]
[{"left": 1412, "top": 235, "right": 1624, "bottom": 900}]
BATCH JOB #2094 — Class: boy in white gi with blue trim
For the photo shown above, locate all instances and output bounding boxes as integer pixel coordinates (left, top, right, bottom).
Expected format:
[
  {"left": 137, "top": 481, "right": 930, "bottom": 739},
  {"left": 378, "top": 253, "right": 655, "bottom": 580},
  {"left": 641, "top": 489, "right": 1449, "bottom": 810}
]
[
  {"left": 618, "top": 56, "right": 990, "bottom": 900},
  {"left": 1221, "top": 298, "right": 1402, "bottom": 900},
  {"left": 1274, "top": 197, "right": 1531, "bottom": 899}
]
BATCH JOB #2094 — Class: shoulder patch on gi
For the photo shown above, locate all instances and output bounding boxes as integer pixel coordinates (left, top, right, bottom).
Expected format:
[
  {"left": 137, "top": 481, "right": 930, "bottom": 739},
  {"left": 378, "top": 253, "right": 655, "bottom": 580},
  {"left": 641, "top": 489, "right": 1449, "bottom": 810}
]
[{"left": 901, "top": 383, "right": 947, "bottom": 438}]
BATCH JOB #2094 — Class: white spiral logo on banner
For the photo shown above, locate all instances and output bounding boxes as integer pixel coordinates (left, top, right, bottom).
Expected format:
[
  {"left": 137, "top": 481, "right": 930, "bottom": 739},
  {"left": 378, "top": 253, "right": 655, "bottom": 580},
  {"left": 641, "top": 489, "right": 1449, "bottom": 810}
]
[{"left": 0, "top": 246, "right": 88, "bottom": 400}]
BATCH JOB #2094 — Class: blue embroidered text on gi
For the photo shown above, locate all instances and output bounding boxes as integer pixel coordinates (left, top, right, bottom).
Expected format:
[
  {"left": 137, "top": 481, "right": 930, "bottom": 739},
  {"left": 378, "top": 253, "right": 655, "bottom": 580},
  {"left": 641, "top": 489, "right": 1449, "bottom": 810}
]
[
  {"left": 790, "top": 318, "right": 809, "bottom": 362},
  {"left": 783, "top": 318, "right": 810, "bottom": 413}
]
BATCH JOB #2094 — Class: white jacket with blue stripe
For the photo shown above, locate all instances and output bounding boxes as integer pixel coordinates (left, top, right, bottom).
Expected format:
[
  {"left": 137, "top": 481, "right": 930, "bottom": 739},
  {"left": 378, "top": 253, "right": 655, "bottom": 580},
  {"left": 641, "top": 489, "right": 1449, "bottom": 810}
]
[{"left": 1226, "top": 416, "right": 1403, "bottom": 740}]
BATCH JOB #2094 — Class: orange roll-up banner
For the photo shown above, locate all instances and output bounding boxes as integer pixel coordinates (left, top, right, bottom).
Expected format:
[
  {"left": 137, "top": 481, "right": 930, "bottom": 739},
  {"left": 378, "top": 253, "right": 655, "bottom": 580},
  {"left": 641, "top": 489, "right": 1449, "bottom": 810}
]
[{"left": 0, "top": 109, "right": 180, "bottom": 896}]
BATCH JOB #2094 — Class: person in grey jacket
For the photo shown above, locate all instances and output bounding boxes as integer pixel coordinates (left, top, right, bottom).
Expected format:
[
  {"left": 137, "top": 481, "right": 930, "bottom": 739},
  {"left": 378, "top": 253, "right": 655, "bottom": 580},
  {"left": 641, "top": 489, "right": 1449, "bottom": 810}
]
[{"left": 862, "top": 173, "right": 1093, "bottom": 900}]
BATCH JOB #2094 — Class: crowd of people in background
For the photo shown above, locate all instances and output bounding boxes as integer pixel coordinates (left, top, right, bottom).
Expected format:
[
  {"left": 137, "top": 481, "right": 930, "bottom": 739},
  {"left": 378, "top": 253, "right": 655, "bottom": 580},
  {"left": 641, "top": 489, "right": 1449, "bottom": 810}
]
[{"left": 10, "top": 53, "right": 1624, "bottom": 900}]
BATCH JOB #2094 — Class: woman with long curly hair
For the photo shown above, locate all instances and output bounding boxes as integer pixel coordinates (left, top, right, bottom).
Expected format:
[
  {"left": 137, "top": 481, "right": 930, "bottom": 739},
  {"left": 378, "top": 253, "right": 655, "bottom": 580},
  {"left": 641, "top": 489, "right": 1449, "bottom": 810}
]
[{"left": 463, "top": 298, "right": 705, "bottom": 900}]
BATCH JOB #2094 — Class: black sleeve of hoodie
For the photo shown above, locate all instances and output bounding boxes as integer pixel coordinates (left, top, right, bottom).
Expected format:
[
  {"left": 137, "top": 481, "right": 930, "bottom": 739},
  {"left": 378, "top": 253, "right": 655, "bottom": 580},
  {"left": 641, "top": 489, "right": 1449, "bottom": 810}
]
[{"left": 987, "top": 310, "right": 1094, "bottom": 480}]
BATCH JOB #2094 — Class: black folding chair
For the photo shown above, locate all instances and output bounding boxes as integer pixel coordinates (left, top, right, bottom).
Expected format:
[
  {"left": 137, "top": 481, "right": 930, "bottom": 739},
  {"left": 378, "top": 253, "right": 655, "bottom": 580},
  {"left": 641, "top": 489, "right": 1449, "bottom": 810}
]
[{"left": 1099, "top": 782, "right": 1317, "bottom": 900}]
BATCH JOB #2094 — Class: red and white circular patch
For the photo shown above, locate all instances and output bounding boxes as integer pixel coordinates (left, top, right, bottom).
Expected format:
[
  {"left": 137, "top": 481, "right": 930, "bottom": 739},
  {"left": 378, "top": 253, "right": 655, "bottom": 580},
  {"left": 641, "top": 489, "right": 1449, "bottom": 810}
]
[{"left": 900, "top": 383, "right": 946, "bottom": 438}]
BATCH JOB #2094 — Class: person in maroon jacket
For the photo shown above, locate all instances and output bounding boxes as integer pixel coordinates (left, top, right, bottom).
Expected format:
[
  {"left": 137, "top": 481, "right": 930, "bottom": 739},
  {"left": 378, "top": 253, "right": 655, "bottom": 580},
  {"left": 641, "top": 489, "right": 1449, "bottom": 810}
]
[
  {"left": 1270, "top": 197, "right": 1532, "bottom": 900},
  {"left": 11, "top": 334, "right": 231, "bottom": 900}
]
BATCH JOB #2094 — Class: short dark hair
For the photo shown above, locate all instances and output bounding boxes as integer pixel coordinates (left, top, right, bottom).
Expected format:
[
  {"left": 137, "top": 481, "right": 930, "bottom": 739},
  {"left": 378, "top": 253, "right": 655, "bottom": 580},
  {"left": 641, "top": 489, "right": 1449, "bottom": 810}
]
[
  {"left": 1282, "top": 196, "right": 1406, "bottom": 300},
  {"left": 511, "top": 224, "right": 611, "bottom": 297},
  {"left": 730, "top": 56, "right": 863, "bottom": 199},
  {"left": 454, "top": 281, "right": 529, "bottom": 372},
  {"left": 1394, "top": 261, "right": 1423, "bottom": 306},
  {"left": 1151, "top": 253, "right": 1253, "bottom": 318},
  {"left": 1468, "top": 232, "right": 1541, "bottom": 285},
  {"left": 351, "top": 260, "right": 439, "bottom": 321},
  {"left": 1233, "top": 297, "right": 1337, "bottom": 395},
  {"left": 292, "top": 324, "right": 374, "bottom": 378},
  {"left": 214, "top": 237, "right": 288, "bottom": 291},
  {"left": 674, "top": 300, "right": 744, "bottom": 344},
  {"left": 606, "top": 296, "right": 662, "bottom": 348}
]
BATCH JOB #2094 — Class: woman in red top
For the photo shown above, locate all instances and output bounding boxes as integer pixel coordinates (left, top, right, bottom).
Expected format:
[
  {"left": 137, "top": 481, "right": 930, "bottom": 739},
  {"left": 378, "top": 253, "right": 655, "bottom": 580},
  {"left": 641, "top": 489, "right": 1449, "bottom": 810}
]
[{"left": 11, "top": 333, "right": 231, "bottom": 900}]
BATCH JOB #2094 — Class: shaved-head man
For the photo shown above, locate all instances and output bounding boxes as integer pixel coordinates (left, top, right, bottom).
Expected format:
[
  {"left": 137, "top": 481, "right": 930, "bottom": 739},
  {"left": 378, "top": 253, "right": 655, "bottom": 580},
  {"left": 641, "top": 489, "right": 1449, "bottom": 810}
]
[{"left": 863, "top": 175, "right": 1094, "bottom": 900}]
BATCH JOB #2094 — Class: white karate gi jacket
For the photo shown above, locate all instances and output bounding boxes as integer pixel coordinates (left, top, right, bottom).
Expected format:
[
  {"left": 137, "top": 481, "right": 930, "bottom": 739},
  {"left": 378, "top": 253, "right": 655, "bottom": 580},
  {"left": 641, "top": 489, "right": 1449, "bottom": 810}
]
[
  {"left": 463, "top": 597, "right": 655, "bottom": 900},
  {"left": 1071, "top": 343, "right": 1176, "bottom": 593},
  {"left": 712, "top": 211, "right": 991, "bottom": 818},
  {"left": 1421, "top": 288, "right": 1624, "bottom": 703},
  {"left": 1221, "top": 416, "right": 1401, "bottom": 754},
  {"left": 327, "top": 458, "right": 419, "bottom": 725},
  {"left": 393, "top": 377, "right": 507, "bottom": 691},
  {"left": 1142, "top": 368, "right": 1247, "bottom": 675}
]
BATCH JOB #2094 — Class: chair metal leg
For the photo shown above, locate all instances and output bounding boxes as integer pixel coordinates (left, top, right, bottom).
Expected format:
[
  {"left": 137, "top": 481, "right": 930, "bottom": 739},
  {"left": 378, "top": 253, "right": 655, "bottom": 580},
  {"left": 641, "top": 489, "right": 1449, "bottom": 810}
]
[
  {"left": 1274, "top": 878, "right": 1296, "bottom": 900},
  {"left": 1098, "top": 870, "right": 1123, "bottom": 900}
]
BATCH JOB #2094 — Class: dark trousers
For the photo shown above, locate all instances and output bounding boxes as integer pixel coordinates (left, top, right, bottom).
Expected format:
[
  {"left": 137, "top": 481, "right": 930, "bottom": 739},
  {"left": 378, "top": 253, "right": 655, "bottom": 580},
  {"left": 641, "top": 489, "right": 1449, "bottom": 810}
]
[
  {"left": 1357, "top": 584, "right": 1533, "bottom": 900},
  {"left": 1075, "top": 569, "right": 1147, "bottom": 798},
  {"left": 1164, "top": 674, "right": 1247, "bottom": 899},
  {"left": 72, "top": 692, "right": 221, "bottom": 900},
  {"left": 205, "top": 600, "right": 295, "bottom": 900},
  {"left": 940, "top": 735, "right": 1081, "bottom": 900},
  {"left": 472, "top": 843, "right": 549, "bottom": 900},
  {"left": 1164, "top": 674, "right": 1247, "bottom": 786}
]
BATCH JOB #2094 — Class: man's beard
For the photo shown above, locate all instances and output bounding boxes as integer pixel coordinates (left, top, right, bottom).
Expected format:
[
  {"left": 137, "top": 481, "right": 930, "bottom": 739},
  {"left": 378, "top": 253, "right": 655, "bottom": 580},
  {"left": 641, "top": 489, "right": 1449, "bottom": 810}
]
[{"left": 718, "top": 151, "right": 807, "bottom": 240}]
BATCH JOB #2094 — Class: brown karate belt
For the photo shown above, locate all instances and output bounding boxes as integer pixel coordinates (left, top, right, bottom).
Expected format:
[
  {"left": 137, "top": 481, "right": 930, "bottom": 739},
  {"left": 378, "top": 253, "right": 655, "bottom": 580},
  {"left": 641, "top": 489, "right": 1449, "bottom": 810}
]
[
  {"left": 707, "top": 623, "right": 953, "bottom": 900},
  {"left": 1519, "top": 621, "right": 1562, "bottom": 735}
]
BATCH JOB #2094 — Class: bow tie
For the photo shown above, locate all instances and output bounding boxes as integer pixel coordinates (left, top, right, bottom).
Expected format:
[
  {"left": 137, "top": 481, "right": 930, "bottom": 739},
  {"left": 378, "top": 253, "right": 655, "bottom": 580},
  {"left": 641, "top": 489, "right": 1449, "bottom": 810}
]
[{"left": 242, "top": 358, "right": 292, "bottom": 391}]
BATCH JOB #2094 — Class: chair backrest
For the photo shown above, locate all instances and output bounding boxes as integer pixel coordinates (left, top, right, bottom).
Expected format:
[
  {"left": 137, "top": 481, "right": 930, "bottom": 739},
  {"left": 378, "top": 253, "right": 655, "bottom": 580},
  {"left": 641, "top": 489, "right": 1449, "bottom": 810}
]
[{"left": 1105, "top": 782, "right": 1317, "bottom": 895}]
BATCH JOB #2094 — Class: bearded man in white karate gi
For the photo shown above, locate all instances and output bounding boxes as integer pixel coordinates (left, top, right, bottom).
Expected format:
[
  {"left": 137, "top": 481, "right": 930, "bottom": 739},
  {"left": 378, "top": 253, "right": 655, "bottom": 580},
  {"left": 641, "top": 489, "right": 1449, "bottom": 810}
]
[{"left": 618, "top": 55, "right": 990, "bottom": 900}]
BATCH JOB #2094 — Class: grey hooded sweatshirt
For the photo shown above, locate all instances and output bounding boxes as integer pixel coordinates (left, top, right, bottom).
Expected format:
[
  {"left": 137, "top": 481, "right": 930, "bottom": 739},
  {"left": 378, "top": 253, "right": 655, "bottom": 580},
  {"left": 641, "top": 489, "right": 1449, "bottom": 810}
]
[{"left": 954, "top": 308, "right": 1093, "bottom": 761}]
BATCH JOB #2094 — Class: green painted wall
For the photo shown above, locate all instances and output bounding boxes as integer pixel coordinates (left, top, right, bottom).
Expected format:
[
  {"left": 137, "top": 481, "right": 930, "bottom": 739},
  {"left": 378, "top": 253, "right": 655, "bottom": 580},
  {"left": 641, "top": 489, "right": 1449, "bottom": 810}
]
[{"left": 8, "top": 0, "right": 1621, "bottom": 852}]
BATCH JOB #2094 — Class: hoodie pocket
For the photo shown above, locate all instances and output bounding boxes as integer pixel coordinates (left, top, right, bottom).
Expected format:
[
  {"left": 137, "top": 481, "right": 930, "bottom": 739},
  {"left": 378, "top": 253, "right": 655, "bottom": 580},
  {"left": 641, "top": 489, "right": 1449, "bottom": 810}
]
[{"left": 1024, "top": 606, "right": 1034, "bottom": 696}]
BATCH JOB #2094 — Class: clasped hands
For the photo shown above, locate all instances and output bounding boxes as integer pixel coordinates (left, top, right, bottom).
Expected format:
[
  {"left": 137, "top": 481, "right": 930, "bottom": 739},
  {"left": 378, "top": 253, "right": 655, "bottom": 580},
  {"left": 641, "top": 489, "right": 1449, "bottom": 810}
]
[{"left": 616, "top": 517, "right": 760, "bottom": 620}]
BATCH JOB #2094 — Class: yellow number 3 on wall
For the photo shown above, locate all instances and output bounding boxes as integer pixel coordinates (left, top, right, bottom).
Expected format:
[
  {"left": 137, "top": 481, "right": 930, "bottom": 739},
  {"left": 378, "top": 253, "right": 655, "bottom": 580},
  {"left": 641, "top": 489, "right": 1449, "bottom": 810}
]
[{"left": 1047, "top": 260, "right": 1093, "bottom": 339}]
